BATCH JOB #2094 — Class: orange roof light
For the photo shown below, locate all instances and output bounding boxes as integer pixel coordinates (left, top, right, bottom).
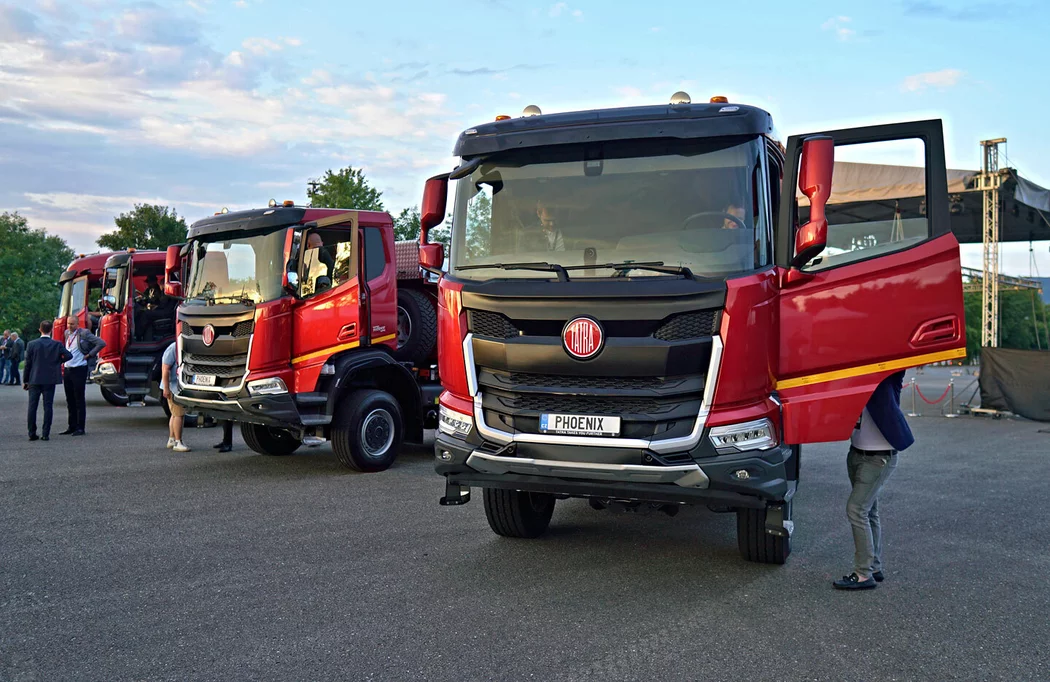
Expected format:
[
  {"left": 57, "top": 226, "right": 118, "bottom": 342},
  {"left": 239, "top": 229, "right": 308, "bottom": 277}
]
[
  {"left": 710, "top": 96, "right": 729, "bottom": 103},
  {"left": 495, "top": 114, "right": 511, "bottom": 121},
  {"left": 283, "top": 200, "right": 295, "bottom": 207}
]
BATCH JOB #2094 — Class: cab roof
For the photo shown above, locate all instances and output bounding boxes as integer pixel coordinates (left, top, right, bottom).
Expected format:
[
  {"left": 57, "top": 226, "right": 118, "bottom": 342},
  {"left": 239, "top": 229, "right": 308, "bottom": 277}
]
[
  {"left": 454, "top": 102, "right": 774, "bottom": 158},
  {"left": 188, "top": 205, "right": 392, "bottom": 239}
]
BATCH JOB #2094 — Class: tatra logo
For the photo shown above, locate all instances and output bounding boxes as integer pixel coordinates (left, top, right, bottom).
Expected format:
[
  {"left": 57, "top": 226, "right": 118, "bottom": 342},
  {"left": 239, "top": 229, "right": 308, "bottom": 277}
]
[
  {"left": 562, "top": 317, "right": 603, "bottom": 360},
  {"left": 202, "top": 324, "right": 216, "bottom": 347}
]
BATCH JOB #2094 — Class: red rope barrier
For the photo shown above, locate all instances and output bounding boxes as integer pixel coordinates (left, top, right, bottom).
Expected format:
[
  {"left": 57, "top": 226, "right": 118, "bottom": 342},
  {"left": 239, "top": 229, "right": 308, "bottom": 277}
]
[{"left": 914, "top": 383, "right": 951, "bottom": 405}]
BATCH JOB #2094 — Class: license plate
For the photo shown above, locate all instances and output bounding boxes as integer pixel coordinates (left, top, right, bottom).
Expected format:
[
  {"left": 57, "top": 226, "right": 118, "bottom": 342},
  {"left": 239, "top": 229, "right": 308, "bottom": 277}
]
[
  {"left": 191, "top": 374, "right": 216, "bottom": 386},
  {"left": 540, "top": 413, "right": 620, "bottom": 437}
]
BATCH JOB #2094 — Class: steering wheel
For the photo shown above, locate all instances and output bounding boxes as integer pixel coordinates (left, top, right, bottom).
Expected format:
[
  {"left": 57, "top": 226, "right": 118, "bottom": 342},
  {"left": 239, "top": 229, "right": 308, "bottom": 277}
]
[{"left": 681, "top": 211, "right": 746, "bottom": 231}]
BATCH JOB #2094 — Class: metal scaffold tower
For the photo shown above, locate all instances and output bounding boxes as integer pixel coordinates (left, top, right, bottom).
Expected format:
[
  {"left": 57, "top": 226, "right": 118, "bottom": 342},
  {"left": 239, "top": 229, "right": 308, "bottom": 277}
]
[{"left": 978, "top": 138, "right": 1006, "bottom": 348}]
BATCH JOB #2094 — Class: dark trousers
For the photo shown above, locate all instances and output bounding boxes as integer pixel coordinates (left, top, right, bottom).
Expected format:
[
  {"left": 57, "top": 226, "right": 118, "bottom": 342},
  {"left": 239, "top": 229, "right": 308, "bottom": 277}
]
[
  {"left": 63, "top": 364, "right": 89, "bottom": 431},
  {"left": 9, "top": 359, "right": 20, "bottom": 384},
  {"left": 221, "top": 420, "right": 233, "bottom": 446},
  {"left": 28, "top": 384, "right": 57, "bottom": 437}
]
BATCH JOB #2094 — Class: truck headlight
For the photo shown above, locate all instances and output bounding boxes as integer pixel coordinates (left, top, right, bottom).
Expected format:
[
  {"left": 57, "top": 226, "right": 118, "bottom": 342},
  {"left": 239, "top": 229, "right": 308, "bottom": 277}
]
[
  {"left": 97, "top": 362, "right": 117, "bottom": 375},
  {"left": 439, "top": 404, "right": 473, "bottom": 437},
  {"left": 247, "top": 377, "right": 288, "bottom": 396},
  {"left": 708, "top": 418, "right": 778, "bottom": 454}
]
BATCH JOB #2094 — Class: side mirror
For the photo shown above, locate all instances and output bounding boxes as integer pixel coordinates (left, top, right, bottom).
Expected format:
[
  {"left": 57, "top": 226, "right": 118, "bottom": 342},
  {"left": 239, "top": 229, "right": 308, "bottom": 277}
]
[
  {"left": 286, "top": 271, "right": 299, "bottom": 294},
  {"left": 164, "top": 281, "right": 183, "bottom": 298},
  {"left": 99, "top": 295, "right": 117, "bottom": 312},
  {"left": 164, "top": 244, "right": 183, "bottom": 296},
  {"left": 420, "top": 173, "right": 449, "bottom": 245},
  {"left": 419, "top": 243, "right": 445, "bottom": 276},
  {"left": 791, "top": 136, "right": 835, "bottom": 269}
]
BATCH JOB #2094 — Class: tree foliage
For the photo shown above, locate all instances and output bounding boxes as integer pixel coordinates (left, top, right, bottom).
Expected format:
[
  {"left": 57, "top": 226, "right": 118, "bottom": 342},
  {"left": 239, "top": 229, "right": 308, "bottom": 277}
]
[
  {"left": 308, "top": 167, "right": 385, "bottom": 211},
  {"left": 0, "top": 212, "right": 75, "bottom": 338},
  {"left": 393, "top": 206, "right": 420, "bottom": 242},
  {"left": 964, "top": 290, "right": 1050, "bottom": 357},
  {"left": 97, "top": 204, "right": 188, "bottom": 251}
]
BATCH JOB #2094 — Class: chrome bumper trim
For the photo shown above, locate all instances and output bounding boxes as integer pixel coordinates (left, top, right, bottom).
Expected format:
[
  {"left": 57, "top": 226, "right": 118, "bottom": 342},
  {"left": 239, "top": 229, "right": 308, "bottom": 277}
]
[{"left": 465, "top": 451, "right": 710, "bottom": 488}]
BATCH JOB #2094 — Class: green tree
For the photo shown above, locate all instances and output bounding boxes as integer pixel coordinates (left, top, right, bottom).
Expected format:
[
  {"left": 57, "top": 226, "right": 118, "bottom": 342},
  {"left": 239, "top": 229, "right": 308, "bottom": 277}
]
[
  {"left": 393, "top": 206, "right": 420, "bottom": 242},
  {"left": 0, "top": 212, "right": 75, "bottom": 338},
  {"left": 97, "top": 204, "right": 188, "bottom": 250},
  {"left": 308, "top": 167, "right": 385, "bottom": 211},
  {"left": 964, "top": 290, "right": 1050, "bottom": 357},
  {"left": 465, "top": 191, "right": 492, "bottom": 259}
]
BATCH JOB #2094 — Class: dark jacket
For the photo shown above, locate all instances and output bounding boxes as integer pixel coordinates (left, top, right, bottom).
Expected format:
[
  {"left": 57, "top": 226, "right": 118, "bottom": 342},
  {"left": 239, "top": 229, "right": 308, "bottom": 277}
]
[
  {"left": 66, "top": 328, "right": 106, "bottom": 360},
  {"left": 866, "top": 371, "right": 915, "bottom": 452},
  {"left": 24, "top": 336, "right": 73, "bottom": 385},
  {"left": 8, "top": 337, "right": 24, "bottom": 363}
]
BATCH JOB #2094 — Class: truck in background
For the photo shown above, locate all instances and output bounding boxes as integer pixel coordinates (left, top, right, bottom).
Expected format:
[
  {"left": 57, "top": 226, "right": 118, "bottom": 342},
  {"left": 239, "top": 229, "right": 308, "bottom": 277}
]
[
  {"left": 54, "top": 252, "right": 112, "bottom": 341},
  {"left": 90, "top": 248, "right": 184, "bottom": 410},
  {"left": 172, "top": 203, "right": 443, "bottom": 471},
  {"left": 429, "top": 94, "right": 966, "bottom": 563}
]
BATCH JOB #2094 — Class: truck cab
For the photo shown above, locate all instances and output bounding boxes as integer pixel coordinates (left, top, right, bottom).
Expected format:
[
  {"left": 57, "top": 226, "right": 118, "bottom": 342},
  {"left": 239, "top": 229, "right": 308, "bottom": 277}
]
[
  {"left": 54, "top": 253, "right": 111, "bottom": 341},
  {"left": 91, "top": 249, "right": 179, "bottom": 408},
  {"left": 430, "top": 96, "right": 966, "bottom": 563},
  {"left": 172, "top": 204, "right": 442, "bottom": 471}
]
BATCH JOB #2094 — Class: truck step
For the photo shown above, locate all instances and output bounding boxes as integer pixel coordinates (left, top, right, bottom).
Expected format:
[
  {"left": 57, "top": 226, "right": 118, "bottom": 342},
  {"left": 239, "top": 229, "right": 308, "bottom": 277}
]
[
  {"left": 124, "top": 373, "right": 150, "bottom": 383},
  {"left": 299, "top": 415, "right": 332, "bottom": 427},
  {"left": 294, "top": 392, "right": 328, "bottom": 405}
]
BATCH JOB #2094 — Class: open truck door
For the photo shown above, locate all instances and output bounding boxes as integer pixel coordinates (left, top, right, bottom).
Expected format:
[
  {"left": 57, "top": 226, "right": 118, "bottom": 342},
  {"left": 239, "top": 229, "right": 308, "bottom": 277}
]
[{"left": 776, "top": 120, "right": 966, "bottom": 444}]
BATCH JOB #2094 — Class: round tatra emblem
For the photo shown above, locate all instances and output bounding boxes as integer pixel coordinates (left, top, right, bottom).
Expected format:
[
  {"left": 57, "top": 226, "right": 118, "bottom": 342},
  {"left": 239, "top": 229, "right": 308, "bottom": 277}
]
[
  {"left": 562, "top": 317, "right": 604, "bottom": 360},
  {"left": 202, "top": 324, "right": 216, "bottom": 347}
]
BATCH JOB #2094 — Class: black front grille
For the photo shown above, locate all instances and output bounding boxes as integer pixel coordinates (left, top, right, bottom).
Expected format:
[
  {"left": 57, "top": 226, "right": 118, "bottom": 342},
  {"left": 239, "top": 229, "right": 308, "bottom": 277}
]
[
  {"left": 182, "top": 362, "right": 245, "bottom": 378},
  {"left": 233, "top": 321, "right": 254, "bottom": 338},
  {"left": 505, "top": 373, "right": 668, "bottom": 391},
  {"left": 498, "top": 393, "right": 669, "bottom": 415},
  {"left": 184, "top": 353, "right": 248, "bottom": 365},
  {"left": 180, "top": 321, "right": 191, "bottom": 336},
  {"left": 654, "top": 311, "right": 720, "bottom": 341},
  {"left": 469, "top": 310, "right": 519, "bottom": 339}
]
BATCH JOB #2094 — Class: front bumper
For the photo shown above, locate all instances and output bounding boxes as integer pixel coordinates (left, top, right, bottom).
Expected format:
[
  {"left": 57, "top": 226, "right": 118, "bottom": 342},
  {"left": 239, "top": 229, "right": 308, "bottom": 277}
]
[
  {"left": 172, "top": 384, "right": 301, "bottom": 429},
  {"left": 435, "top": 431, "right": 795, "bottom": 507}
]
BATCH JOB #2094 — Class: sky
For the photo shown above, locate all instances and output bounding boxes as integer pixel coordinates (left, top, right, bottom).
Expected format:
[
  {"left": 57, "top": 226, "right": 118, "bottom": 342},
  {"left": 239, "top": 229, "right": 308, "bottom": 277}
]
[{"left": 1, "top": 0, "right": 1049, "bottom": 276}]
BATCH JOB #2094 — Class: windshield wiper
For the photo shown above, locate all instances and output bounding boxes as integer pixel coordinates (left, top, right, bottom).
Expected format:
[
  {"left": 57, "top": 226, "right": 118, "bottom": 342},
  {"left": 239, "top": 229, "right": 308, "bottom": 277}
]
[
  {"left": 564, "top": 261, "right": 696, "bottom": 280},
  {"left": 457, "top": 262, "right": 569, "bottom": 282}
]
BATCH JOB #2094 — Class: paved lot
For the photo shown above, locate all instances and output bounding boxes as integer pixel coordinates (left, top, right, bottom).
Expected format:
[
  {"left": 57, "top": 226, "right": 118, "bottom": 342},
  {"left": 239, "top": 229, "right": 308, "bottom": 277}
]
[{"left": 2, "top": 383, "right": 1048, "bottom": 681}]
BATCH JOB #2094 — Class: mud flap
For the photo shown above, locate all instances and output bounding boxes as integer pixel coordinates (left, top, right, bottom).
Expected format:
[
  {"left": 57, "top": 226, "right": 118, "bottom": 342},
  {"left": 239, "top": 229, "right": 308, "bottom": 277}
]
[
  {"left": 440, "top": 481, "right": 471, "bottom": 506},
  {"left": 764, "top": 503, "right": 794, "bottom": 538}
]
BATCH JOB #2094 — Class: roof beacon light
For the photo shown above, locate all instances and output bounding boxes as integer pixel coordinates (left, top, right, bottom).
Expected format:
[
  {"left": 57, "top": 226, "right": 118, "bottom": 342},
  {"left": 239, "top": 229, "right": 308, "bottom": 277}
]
[
  {"left": 710, "top": 95, "right": 729, "bottom": 103},
  {"left": 495, "top": 114, "right": 511, "bottom": 121},
  {"left": 268, "top": 199, "right": 278, "bottom": 207},
  {"left": 220, "top": 207, "right": 229, "bottom": 214},
  {"left": 522, "top": 105, "right": 542, "bottom": 117},
  {"left": 669, "top": 91, "right": 691, "bottom": 105},
  {"left": 283, "top": 200, "right": 295, "bottom": 207}
]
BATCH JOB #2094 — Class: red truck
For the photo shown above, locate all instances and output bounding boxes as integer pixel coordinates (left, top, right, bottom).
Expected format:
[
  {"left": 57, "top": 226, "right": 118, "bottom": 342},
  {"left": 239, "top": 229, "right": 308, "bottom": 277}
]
[
  {"left": 90, "top": 248, "right": 183, "bottom": 409},
  {"left": 54, "top": 252, "right": 111, "bottom": 341},
  {"left": 428, "top": 95, "right": 966, "bottom": 563},
  {"left": 172, "top": 203, "right": 443, "bottom": 471}
]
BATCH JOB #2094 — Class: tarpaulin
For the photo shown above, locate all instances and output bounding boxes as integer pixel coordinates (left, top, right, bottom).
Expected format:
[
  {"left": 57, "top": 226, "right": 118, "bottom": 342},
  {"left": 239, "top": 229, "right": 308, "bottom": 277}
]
[{"left": 979, "top": 347, "right": 1050, "bottom": 421}]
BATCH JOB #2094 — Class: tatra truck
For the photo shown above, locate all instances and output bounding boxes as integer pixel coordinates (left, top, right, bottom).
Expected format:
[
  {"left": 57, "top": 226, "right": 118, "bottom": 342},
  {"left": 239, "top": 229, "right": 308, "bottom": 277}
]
[
  {"left": 172, "top": 203, "right": 442, "bottom": 471},
  {"left": 427, "top": 93, "right": 966, "bottom": 563}
]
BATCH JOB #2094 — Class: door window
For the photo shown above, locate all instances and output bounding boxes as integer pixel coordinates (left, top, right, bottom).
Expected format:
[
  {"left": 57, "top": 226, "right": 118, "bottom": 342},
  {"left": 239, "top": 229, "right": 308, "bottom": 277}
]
[
  {"left": 70, "top": 277, "right": 88, "bottom": 315},
  {"left": 801, "top": 137, "right": 930, "bottom": 271},
  {"left": 363, "top": 227, "right": 386, "bottom": 281},
  {"left": 301, "top": 228, "right": 355, "bottom": 297}
]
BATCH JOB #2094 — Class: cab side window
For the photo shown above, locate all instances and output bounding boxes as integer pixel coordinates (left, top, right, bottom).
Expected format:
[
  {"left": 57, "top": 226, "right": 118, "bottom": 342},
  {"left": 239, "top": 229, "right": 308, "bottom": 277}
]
[
  {"left": 802, "top": 137, "right": 930, "bottom": 271},
  {"left": 363, "top": 227, "right": 386, "bottom": 281},
  {"left": 301, "top": 228, "right": 355, "bottom": 297}
]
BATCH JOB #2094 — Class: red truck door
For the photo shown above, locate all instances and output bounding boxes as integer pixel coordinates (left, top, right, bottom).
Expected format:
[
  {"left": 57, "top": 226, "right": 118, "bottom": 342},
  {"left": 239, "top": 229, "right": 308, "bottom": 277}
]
[{"left": 776, "top": 120, "right": 966, "bottom": 443}]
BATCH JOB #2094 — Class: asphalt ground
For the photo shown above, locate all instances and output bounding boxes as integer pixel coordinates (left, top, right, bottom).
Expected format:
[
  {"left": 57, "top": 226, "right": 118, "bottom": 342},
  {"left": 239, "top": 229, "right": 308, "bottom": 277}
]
[{"left": 2, "top": 382, "right": 1049, "bottom": 681}]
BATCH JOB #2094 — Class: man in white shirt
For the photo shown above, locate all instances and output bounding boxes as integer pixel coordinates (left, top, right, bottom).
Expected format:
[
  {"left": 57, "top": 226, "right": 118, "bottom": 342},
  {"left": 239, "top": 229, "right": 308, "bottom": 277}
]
[{"left": 61, "top": 316, "right": 105, "bottom": 436}]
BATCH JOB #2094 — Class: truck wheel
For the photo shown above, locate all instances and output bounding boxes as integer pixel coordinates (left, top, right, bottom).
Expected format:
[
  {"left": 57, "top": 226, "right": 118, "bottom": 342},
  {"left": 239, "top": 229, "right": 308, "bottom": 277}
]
[
  {"left": 483, "top": 488, "right": 555, "bottom": 538},
  {"left": 332, "top": 389, "right": 403, "bottom": 472},
  {"left": 241, "top": 423, "right": 301, "bottom": 456},
  {"left": 737, "top": 507, "right": 791, "bottom": 564},
  {"left": 100, "top": 387, "right": 129, "bottom": 407},
  {"left": 393, "top": 289, "right": 437, "bottom": 364}
]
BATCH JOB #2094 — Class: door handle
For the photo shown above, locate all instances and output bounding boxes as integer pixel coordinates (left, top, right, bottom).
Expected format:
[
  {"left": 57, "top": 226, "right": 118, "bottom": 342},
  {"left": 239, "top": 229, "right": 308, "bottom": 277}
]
[
  {"left": 910, "top": 316, "right": 960, "bottom": 347},
  {"left": 337, "top": 323, "right": 357, "bottom": 342}
]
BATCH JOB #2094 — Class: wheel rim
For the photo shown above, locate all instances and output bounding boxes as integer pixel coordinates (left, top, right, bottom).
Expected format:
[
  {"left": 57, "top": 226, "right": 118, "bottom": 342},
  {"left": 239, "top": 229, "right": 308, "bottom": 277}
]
[
  {"left": 361, "top": 408, "right": 395, "bottom": 458},
  {"left": 267, "top": 427, "right": 291, "bottom": 443},
  {"left": 396, "top": 306, "right": 412, "bottom": 348}
]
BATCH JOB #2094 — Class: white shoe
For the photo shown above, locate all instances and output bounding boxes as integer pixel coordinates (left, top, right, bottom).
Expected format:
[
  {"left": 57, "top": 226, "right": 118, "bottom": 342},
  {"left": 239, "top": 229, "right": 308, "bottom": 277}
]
[
  {"left": 172, "top": 441, "right": 190, "bottom": 452},
  {"left": 166, "top": 437, "right": 176, "bottom": 449}
]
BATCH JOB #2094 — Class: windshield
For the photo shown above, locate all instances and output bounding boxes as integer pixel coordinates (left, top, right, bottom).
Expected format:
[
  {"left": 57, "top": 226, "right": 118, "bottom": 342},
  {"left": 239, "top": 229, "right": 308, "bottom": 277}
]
[
  {"left": 57, "top": 279, "right": 73, "bottom": 317},
  {"left": 103, "top": 267, "right": 127, "bottom": 312},
  {"left": 185, "top": 229, "right": 288, "bottom": 305},
  {"left": 450, "top": 137, "right": 769, "bottom": 279}
]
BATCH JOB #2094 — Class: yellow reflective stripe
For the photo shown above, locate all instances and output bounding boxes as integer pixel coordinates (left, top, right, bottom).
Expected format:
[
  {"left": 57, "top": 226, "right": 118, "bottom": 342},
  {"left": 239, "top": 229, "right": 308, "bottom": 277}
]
[
  {"left": 775, "top": 347, "right": 967, "bottom": 390},
  {"left": 292, "top": 340, "right": 360, "bottom": 365},
  {"left": 372, "top": 333, "right": 396, "bottom": 345}
]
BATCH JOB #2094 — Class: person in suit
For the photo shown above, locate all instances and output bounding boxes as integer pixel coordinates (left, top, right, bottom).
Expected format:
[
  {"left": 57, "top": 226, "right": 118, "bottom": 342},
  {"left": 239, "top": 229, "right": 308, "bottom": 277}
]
[
  {"left": 61, "top": 315, "right": 106, "bottom": 436},
  {"left": 7, "top": 332, "right": 24, "bottom": 385},
  {"left": 0, "top": 330, "right": 11, "bottom": 384},
  {"left": 24, "top": 320, "right": 74, "bottom": 441}
]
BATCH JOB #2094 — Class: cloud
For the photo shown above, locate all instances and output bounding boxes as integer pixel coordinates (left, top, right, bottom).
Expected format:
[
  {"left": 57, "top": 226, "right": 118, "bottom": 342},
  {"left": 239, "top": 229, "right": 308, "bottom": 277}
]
[
  {"left": 902, "top": 1, "right": 1009, "bottom": 21},
  {"left": 548, "top": 2, "right": 582, "bottom": 19},
  {"left": 447, "top": 63, "right": 547, "bottom": 77},
  {"left": 25, "top": 191, "right": 216, "bottom": 214},
  {"left": 901, "top": 68, "right": 964, "bottom": 92},
  {"left": 0, "top": 6, "right": 40, "bottom": 40},
  {"left": 821, "top": 16, "right": 855, "bottom": 41}
]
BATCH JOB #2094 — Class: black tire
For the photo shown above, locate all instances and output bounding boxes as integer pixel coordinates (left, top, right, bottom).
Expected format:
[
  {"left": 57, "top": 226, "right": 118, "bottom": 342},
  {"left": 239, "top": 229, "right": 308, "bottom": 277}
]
[
  {"left": 99, "top": 387, "right": 129, "bottom": 407},
  {"left": 737, "top": 507, "right": 791, "bottom": 564},
  {"left": 483, "top": 488, "right": 556, "bottom": 538},
  {"left": 393, "top": 289, "right": 437, "bottom": 364},
  {"left": 241, "top": 423, "right": 301, "bottom": 456},
  {"left": 331, "top": 389, "right": 403, "bottom": 472}
]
